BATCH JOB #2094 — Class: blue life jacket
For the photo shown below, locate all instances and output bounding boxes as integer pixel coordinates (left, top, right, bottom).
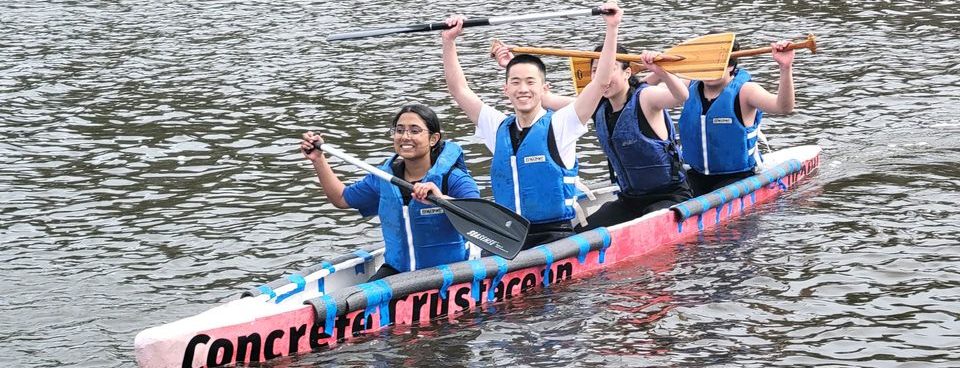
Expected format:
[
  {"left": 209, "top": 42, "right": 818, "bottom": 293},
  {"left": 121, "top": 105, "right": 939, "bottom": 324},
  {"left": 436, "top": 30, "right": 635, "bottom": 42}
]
[
  {"left": 595, "top": 84, "right": 685, "bottom": 197},
  {"left": 678, "top": 69, "right": 763, "bottom": 175},
  {"left": 378, "top": 141, "right": 470, "bottom": 272},
  {"left": 491, "top": 110, "right": 578, "bottom": 224}
]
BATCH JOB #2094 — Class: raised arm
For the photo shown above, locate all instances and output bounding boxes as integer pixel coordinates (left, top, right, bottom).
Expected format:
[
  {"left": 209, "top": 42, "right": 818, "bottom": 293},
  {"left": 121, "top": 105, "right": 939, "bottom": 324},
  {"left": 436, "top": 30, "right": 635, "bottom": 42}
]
[
  {"left": 571, "top": 2, "right": 621, "bottom": 124},
  {"left": 300, "top": 131, "right": 349, "bottom": 209},
  {"left": 441, "top": 16, "right": 484, "bottom": 124},
  {"left": 742, "top": 40, "right": 795, "bottom": 115},
  {"left": 638, "top": 51, "right": 689, "bottom": 111}
]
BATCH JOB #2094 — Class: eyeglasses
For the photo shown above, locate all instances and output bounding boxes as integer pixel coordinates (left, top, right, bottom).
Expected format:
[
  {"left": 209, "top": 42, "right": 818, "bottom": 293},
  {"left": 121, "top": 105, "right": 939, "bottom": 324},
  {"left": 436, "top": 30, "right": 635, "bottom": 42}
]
[{"left": 390, "top": 126, "right": 426, "bottom": 137}]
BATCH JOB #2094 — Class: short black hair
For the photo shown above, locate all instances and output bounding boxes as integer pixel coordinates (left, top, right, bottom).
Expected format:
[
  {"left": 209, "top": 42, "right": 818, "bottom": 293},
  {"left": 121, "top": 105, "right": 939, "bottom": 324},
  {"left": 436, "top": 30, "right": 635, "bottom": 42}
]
[{"left": 505, "top": 54, "right": 546, "bottom": 81}]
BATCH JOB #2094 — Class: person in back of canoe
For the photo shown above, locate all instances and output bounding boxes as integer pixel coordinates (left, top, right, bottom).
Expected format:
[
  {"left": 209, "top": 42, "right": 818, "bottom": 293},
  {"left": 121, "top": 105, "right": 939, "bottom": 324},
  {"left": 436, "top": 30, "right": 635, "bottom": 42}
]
[
  {"left": 667, "top": 36, "right": 796, "bottom": 196},
  {"left": 490, "top": 42, "right": 692, "bottom": 231},
  {"left": 440, "top": 2, "right": 622, "bottom": 249},
  {"left": 300, "top": 103, "right": 480, "bottom": 281}
]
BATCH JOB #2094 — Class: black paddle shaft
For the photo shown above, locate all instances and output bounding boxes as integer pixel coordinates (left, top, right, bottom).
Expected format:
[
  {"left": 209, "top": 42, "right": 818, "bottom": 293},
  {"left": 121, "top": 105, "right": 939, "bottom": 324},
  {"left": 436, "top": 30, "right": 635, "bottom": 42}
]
[{"left": 327, "top": 7, "right": 613, "bottom": 42}]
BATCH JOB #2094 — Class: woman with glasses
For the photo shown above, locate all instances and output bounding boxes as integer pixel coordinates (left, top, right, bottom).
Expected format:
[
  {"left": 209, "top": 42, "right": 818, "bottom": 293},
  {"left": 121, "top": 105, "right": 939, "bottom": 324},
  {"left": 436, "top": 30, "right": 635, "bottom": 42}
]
[{"left": 300, "top": 103, "right": 480, "bottom": 281}]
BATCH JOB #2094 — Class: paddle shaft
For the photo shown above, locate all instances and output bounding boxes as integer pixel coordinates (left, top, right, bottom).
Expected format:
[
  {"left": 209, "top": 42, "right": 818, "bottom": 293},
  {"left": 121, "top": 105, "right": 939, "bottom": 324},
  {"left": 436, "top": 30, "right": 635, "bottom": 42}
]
[
  {"left": 328, "top": 8, "right": 611, "bottom": 41},
  {"left": 318, "top": 143, "right": 439, "bottom": 202},
  {"left": 730, "top": 33, "right": 818, "bottom": 58},
  {"left": 315, "top": 143, "right": 518, "bottom": 242},
  {"left": 508, "top": 47, "right": 685, "bottom": 63},
  {"left": 512, "top": 33, "right": 816, "bottom": 65}
]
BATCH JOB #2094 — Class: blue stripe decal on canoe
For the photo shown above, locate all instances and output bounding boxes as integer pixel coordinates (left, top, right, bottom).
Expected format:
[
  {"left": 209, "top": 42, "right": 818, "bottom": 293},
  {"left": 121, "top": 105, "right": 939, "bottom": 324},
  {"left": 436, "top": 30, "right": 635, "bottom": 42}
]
[
  {"left": 776, "top": 178, "right": 787, "bottom": 191},
  {"left": 438, "top": 265, "right": 454, "bottom": 300},
  {"left": 318, "top": 277, "right": 325, "bottom": 294},
  {"left": 677, "top": 220, "right": 683, "bottom": 233},
  {"left": 357, "top": 283, "right": 376, "bottom": 328},
  {"left": 597, "top": 227, "right": 611, "bottom": 264},
  {"left": 322, "top": 295, "right": 337, "bottom": 336},
  {"left": 729, "top": 184, "right": 741, "bottom": 200},
  {"left": 358, "top": 280, "right": 393, "bottom": 328},
  {"left": 538, "top": 246, "right": 554, "bottom": 287},
  {"left": 469, "top": 260, "right": 487, "bottom": 301},
  {"left": 372, "top": 280, "right": 392, "bottom": 327},
  {"left": 353, "top": 250, "right": 373, "bottom": 275},
  {"left": 321, "top": 261, "right": 336, "bottom": 275},
  {"left": 696, "top": 197, "right": 711, "bottom": 212},
  {"left": 275, "top": 274, "right": 306, "bottom": 303},
  {"left": 258, "top": 285, "right": 276, "bottom": 300},
  {"left": 488, "top": 257, "right": 508, "bottom": 301},
  {"left": 697, "top": 214, "right": 704, "bottom": 231},
  {"left": 573, "top": 234, "right": 590, "bottom": 264},
  {"left": 715, "top": 204, "right": 722, "bottom": 224}
]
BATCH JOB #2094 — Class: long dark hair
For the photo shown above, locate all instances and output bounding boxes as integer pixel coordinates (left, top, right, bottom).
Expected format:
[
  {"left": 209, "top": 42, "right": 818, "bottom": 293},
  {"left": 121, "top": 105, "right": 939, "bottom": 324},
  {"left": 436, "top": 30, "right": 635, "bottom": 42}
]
[
  {"left": 391, "top": 103, "right": 444, "bottom": 163},
  {"left": 593, "top": 44, "right": 642, "bottom": 90}
]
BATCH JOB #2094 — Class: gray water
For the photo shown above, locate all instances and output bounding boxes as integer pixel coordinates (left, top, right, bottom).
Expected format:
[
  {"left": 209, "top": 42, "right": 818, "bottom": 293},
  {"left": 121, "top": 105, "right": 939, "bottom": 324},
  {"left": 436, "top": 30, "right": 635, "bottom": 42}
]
[{"left": 2, "top": 1, "right": 959, "bottom": 367}]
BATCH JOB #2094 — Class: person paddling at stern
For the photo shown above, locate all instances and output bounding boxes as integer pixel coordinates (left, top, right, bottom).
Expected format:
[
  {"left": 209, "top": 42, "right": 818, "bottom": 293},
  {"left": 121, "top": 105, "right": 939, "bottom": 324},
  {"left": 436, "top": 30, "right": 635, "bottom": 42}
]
[
  {"left": 490, "top": 42, "right": 692, "bottom": 231},
  {"left": 671, "top": 35, "right": 797, "bottom": 196},
  {"left": 300, "top": 104, "right": 480, "bottom": 281},
  {"left": 441, "top": 2, "right": 622, "bottom": 249}
]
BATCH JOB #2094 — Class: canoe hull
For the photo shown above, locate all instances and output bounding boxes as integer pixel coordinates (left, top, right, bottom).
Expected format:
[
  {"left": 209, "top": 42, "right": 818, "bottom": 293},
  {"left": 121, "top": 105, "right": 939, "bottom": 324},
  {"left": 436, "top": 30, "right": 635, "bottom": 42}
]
[{"left": 135, "top": 145, "right": 820, "bottom": 368}]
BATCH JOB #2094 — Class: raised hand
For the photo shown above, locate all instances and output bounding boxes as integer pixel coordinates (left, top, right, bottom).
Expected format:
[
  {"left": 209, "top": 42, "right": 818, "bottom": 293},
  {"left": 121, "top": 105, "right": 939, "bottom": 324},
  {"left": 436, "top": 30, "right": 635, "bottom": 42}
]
[
  {"left": 300, "top": 131, "right": 325, "bottom": 161},
  {"left": 489, "top": 39, "right": 514, "bottom": 68},
  {"left": 641, "top": 51, "right": 666, "bottom": 75},
  {"left": 599, "top": 2, "right": 622, "bottom": 28},
  {"left": 771, "top": 40, "right": 795, "bottom": 67},
  {"left": 441, "top": 15, "right": 467, "bottom": 43}
]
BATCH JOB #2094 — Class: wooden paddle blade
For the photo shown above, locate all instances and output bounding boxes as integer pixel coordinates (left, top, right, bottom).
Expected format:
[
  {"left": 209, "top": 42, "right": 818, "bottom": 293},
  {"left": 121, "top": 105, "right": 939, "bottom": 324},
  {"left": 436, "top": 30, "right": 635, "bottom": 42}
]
[
  {"left": 658, "top": 32, "right": 735, "bottom": 80},
  {"left": 569, "top": 57, "right": 592, "bottom": 95},
  {"left": 443, "top": 198, "right": 530, "bottom": 259},
  {"left": 567, "top": 32, "right": 735, "bottom": 94}
]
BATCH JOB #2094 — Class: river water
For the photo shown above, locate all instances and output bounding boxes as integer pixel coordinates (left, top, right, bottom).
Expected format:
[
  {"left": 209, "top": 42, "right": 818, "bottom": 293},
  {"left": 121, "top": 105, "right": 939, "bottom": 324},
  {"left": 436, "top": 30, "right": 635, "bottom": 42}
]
[{"left": 2, "top": 0, "right": 959, "bottom": 367}]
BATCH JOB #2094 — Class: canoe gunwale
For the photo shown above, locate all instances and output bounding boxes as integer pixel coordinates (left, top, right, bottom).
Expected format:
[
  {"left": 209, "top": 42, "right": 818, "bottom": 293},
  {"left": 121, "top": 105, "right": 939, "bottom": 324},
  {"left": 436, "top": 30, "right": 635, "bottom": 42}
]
[{"left": 305, "top": 228, "right": 612, "bottom": 322}]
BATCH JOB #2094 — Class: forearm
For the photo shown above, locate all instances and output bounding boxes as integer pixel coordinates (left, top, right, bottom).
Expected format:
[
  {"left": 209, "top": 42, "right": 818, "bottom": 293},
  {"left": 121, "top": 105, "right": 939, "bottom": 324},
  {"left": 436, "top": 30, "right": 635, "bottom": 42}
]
[
  {"left": 311, "top": 156, "right": 349, "bottom": 208},
  {"left": 542, "top": 91, "right": 575, "bottom": 110},
  {"left": 594, "top": 24, "right": 619, "bottom": 88},
  {"left": 661, "top": 72, "right": 689, "bottom": 107},
  {"left": 442, "top": 40, "right": 468, "bottom": 96},
  {"left": 572, "top": 22, "right": 619, "bottom": 122},
  {"left": 442, "top": 39, "right": 482, "bottom": 123},
  {"left": 775, "top": 66, "right": 795, "bottom": 114}
]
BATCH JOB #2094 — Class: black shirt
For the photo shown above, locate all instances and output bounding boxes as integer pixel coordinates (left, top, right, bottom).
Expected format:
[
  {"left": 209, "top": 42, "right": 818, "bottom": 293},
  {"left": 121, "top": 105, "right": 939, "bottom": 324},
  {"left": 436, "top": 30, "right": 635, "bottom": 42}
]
[{"left": 697, "top": 81, "right": 746, "bottom": 125}]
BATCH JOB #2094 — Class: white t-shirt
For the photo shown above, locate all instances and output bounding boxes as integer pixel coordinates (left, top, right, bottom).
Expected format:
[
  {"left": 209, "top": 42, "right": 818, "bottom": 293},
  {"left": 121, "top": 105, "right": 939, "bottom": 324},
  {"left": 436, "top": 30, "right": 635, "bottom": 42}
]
[{"left": 475, "top": 104, "right": 587, "bottom": 170}]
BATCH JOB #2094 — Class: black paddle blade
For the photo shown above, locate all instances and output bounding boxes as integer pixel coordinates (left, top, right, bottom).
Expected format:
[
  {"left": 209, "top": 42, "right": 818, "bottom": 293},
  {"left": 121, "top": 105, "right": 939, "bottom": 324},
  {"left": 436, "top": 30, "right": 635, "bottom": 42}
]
[{"left": 442, "top": 198, "right": 529, "bottom": 260}]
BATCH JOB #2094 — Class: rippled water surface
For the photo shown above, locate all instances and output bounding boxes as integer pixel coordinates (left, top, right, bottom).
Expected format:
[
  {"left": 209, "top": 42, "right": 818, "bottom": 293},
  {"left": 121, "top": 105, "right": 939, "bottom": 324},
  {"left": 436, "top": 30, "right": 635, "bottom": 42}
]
[{"left": 2, "top": 1, "right": 959, "bottom": 367}]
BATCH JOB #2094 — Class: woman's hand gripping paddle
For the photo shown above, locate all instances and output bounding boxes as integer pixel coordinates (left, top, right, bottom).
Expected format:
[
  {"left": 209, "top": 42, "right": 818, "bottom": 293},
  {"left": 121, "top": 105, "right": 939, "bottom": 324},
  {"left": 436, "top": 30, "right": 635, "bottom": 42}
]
[{"left": 316, "top": 143, "right": 530, "bottom": 260}]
